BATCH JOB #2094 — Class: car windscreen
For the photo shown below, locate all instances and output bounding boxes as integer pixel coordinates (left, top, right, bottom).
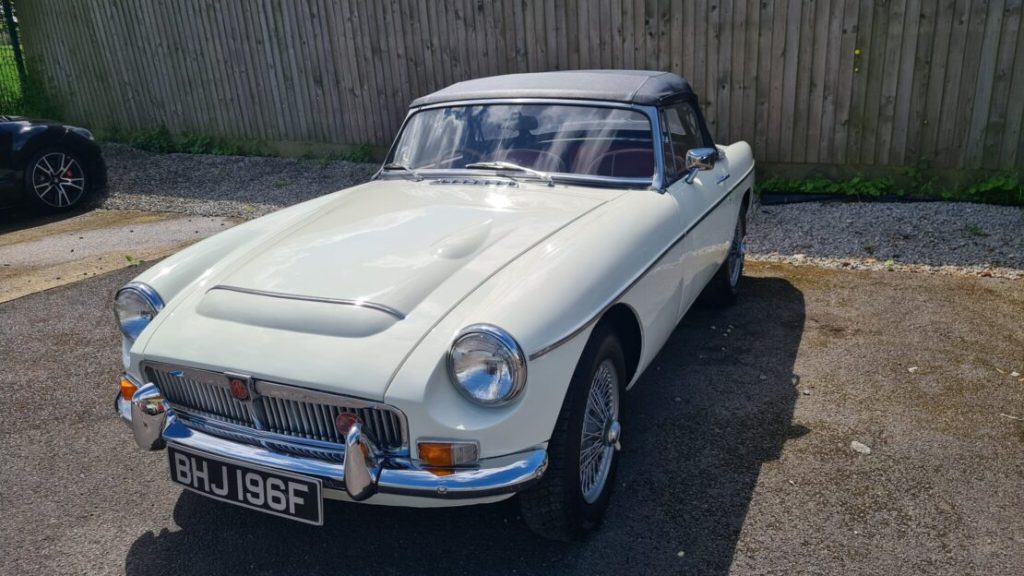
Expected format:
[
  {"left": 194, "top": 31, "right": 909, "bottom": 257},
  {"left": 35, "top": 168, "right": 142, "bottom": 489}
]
[{"left": 388, "top": 104, "right": 656, "bottom": 182}]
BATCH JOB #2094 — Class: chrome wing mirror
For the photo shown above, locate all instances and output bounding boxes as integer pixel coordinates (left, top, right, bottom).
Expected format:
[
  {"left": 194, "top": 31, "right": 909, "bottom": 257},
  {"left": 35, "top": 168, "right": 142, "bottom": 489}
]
[{"left": 684, "top": 147, "right": 718, "bottom": 184}]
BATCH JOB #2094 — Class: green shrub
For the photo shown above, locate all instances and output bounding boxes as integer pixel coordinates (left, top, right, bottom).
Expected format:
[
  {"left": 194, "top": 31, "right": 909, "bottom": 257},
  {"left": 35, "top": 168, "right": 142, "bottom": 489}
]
[
  {"left": 758, "top": 169, "right": 1023, "bottom": 206},
  {"left": 758, "top": 175, "right": 895, "bottom": 199},
  {"left": 127, "top": 125, "right": 176, "bottom": 153},
  {"left": 315, "top": 145, "right": 377, "bottom": 166},
  {"left": 112, "top": 127, "right": 260, "bottom": 156},
  {"left": 342, "top": 144, "right": 375, "bottom": 163},
  {"left": 962, "top": 173, "right": 1023, "bottom": 205},
  {"left": 101, "top": 127, "right": 381, "bottom": 163}
]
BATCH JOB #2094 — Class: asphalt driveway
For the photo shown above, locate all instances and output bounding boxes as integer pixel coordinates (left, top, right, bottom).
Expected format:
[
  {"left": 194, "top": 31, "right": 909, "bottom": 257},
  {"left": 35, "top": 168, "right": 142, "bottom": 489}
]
[
  {"left": 0, "top": 208, "right": 235, "bottom": 303},
  {"left": 0, "top": 261, "right": 1021, "bottom": 575}
]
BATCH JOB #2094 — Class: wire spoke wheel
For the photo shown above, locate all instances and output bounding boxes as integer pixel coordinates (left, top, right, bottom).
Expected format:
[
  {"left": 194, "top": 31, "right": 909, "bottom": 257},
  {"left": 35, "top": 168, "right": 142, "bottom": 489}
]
[
  {"left": 579, "top": 358, "right": 620, "bottom": 504},
  {"left": 31, "top": 152, "right": 86, "bottom": 208}
]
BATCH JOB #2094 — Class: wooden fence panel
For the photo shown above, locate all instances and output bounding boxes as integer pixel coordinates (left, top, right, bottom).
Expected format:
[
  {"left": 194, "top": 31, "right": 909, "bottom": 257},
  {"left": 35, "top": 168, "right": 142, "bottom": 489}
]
[{"left": 16, "top": 0, "right": 1023, "bottom": 168}]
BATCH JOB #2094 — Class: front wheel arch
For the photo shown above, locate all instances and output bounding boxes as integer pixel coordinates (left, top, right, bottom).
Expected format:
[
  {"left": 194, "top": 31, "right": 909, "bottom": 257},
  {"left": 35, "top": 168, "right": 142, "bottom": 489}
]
[{"left": 594, "top": 303, "right": 642, "bottom": 385}]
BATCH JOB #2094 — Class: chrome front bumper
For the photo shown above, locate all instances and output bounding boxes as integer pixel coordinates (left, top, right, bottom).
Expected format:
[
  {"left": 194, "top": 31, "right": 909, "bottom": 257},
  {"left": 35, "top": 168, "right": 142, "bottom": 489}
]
[{"left": 116, "top": 381, "right": 547, "bottom": 501}]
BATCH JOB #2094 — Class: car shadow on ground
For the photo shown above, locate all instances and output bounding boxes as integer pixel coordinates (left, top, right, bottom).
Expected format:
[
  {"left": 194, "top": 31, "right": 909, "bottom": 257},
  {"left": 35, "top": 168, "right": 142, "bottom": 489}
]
[
  {"left": 124, "top": 276, "right": 804, "bottom": 576},
  {"left": 0, "top": 205, "right": 93, "bottom": 235}
]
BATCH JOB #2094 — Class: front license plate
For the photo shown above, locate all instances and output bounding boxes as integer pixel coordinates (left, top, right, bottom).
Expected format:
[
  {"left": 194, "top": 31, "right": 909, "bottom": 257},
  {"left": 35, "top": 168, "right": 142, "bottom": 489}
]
[{"left": 167, "top": 445, "right": 323, "bottom": 525}]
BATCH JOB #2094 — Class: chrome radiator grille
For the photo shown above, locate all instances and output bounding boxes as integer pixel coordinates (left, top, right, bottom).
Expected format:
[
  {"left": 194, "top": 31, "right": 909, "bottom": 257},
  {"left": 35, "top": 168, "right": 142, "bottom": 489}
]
[
  {"left": 149, "top": 367, "right": 253, "bottom": 426},
  {"left": 260, "top": 394, "right": 404, "bottom": 448},
  {"left": 143, "top": 363, "right": 407, "bottom": 454}
]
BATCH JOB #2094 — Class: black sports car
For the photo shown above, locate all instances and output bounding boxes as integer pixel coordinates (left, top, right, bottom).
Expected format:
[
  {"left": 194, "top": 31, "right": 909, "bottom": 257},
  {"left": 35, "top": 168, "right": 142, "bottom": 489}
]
[{"left": 0, "top": 116, "right": 107, "bottom": 211}]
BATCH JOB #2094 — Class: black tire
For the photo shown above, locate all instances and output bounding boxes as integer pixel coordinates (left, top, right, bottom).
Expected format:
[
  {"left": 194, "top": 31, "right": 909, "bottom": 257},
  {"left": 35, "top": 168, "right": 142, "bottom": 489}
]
[
  {"left": 701, "top": 206, "right": 747, "bottom": 306},
  {"left": 23, "top": 147, "right": 92, "bottom": 211},
  {"left": 519, "top": 325, "right": 625, "bottom": 541}
]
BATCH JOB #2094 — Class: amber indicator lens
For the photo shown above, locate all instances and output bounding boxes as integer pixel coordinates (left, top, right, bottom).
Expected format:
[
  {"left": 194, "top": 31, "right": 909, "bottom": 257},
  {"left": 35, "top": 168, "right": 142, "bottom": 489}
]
[
  {"left": 417, "top": 441, "right": 479, "bottom": 467},
  {"left": 119, "top": 377, "right": 138, "bottom": 401}
]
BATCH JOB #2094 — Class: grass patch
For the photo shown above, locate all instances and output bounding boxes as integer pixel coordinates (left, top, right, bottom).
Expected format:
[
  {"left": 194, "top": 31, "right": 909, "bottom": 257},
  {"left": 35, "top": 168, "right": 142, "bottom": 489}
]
[
  {"left": 1, "top": 46, "right": 64, "bottom": 119},
  {"left": 0, "top": 45, "right": 23, "bottom": 114}
]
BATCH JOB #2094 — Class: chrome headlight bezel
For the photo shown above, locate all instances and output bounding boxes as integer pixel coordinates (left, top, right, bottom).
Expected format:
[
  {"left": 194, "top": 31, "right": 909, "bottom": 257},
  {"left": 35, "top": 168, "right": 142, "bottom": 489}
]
[
  {"left": 114, "top": 281, "right": 164, "bottom": 341},
  {"left": 447, "top": 324, "right": 527, "bottom": 407}
]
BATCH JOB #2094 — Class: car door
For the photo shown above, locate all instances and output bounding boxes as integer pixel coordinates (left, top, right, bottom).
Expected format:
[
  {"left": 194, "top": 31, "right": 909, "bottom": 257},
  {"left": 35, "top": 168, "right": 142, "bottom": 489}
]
[{"left": 661, "top": 102, "right": 731, "bottom": 316}]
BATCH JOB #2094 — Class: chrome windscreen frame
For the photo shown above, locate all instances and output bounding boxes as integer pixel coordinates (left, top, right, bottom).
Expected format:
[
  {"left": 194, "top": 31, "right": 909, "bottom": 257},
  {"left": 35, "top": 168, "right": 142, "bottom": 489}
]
[{"left": 377, "top": 98, "right": 667, "bottom": 192}]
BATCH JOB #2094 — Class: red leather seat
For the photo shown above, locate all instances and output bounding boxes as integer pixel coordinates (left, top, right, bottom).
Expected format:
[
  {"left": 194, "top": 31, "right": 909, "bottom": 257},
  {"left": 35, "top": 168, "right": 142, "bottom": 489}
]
[{"left": 582, "top": 148, "right": 656, "bottom": 178}]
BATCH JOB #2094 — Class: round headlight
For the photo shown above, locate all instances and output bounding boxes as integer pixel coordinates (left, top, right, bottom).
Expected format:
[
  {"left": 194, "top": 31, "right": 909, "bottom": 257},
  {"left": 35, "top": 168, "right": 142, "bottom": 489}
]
[
  {"left": 114, "top": 282, "right": 164, "bottom": 340},
  {"left": 448, "top": 324, "right": 527, "bottom": 406}
]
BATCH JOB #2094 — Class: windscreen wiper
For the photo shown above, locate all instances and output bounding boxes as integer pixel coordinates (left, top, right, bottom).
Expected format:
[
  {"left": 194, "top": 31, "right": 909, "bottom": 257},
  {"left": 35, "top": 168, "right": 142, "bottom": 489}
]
[
  {"left": 381, "top": 162, "right": 423, "bottom": 181},
  {"left": 464, "top": 161, "right": 554, "bottom": 186}
]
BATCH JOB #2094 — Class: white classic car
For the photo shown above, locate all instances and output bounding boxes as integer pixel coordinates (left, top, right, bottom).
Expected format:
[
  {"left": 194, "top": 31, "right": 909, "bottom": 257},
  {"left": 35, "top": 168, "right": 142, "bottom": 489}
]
[{"left": 114, "top": 70, "right": 754, "bottom": 540}]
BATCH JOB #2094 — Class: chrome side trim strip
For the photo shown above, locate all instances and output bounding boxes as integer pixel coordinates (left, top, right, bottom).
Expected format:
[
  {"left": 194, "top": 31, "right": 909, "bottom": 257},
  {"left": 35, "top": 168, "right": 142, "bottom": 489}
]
[
  {"left": 208, "top": 285, "right": 406, "bottom": 320},
  {"left": 528, "top": 163, "right": 755, "bottom": 361}
]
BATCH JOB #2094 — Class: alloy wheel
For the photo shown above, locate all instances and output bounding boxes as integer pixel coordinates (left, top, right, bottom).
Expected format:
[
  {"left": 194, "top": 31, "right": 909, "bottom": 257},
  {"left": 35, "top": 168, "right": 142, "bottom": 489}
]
[{"left": 32, "top": 152, "right": 86, "bottom": 208}]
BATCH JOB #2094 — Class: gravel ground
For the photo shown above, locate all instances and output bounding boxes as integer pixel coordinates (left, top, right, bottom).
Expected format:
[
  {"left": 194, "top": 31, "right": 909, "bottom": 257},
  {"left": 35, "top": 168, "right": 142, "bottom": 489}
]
[
  {"left": 749, "top": 202, "right": 1024, "bottom": 279},
  {"left": 91, "top": 144, "right": 1023, "bottom": 278},
  {"left": 92, "top": 143, "right": 378, "bottom": 219},
  {"left": 2, "top": 261, "right": 1021, "bottom": 575}
]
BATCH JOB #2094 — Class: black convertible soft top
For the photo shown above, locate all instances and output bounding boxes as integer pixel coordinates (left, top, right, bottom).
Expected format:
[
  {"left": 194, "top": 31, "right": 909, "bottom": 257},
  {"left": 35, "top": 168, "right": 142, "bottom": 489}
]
[{"left": 410, "top": 70, "right": 695, "bottom": 108}]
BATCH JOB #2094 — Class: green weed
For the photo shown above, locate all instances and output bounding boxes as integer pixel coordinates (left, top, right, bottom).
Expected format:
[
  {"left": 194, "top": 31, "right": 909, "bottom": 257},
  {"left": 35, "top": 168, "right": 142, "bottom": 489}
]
[{"left": 964, "top": 224, "right": 988, "bottom": 237}]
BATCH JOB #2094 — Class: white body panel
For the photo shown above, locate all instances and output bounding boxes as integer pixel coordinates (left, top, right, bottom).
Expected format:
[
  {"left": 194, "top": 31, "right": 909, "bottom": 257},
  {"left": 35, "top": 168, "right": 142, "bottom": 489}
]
[{"left": 126, "top": 139, "right": 754, "bottom": 505}]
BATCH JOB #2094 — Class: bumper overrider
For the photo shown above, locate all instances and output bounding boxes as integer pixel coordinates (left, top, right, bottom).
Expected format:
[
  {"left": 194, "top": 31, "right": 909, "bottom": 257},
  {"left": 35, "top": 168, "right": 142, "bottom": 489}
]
[{"left": 115, "top": 377, "right": 548, "bottom": 501}]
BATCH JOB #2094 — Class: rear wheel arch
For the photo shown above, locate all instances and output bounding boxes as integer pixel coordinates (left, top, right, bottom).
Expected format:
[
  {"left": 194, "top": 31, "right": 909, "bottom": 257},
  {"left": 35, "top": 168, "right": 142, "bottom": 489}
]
[{"left": 741, "top": 188, "right": 757, "bottom": 224}]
